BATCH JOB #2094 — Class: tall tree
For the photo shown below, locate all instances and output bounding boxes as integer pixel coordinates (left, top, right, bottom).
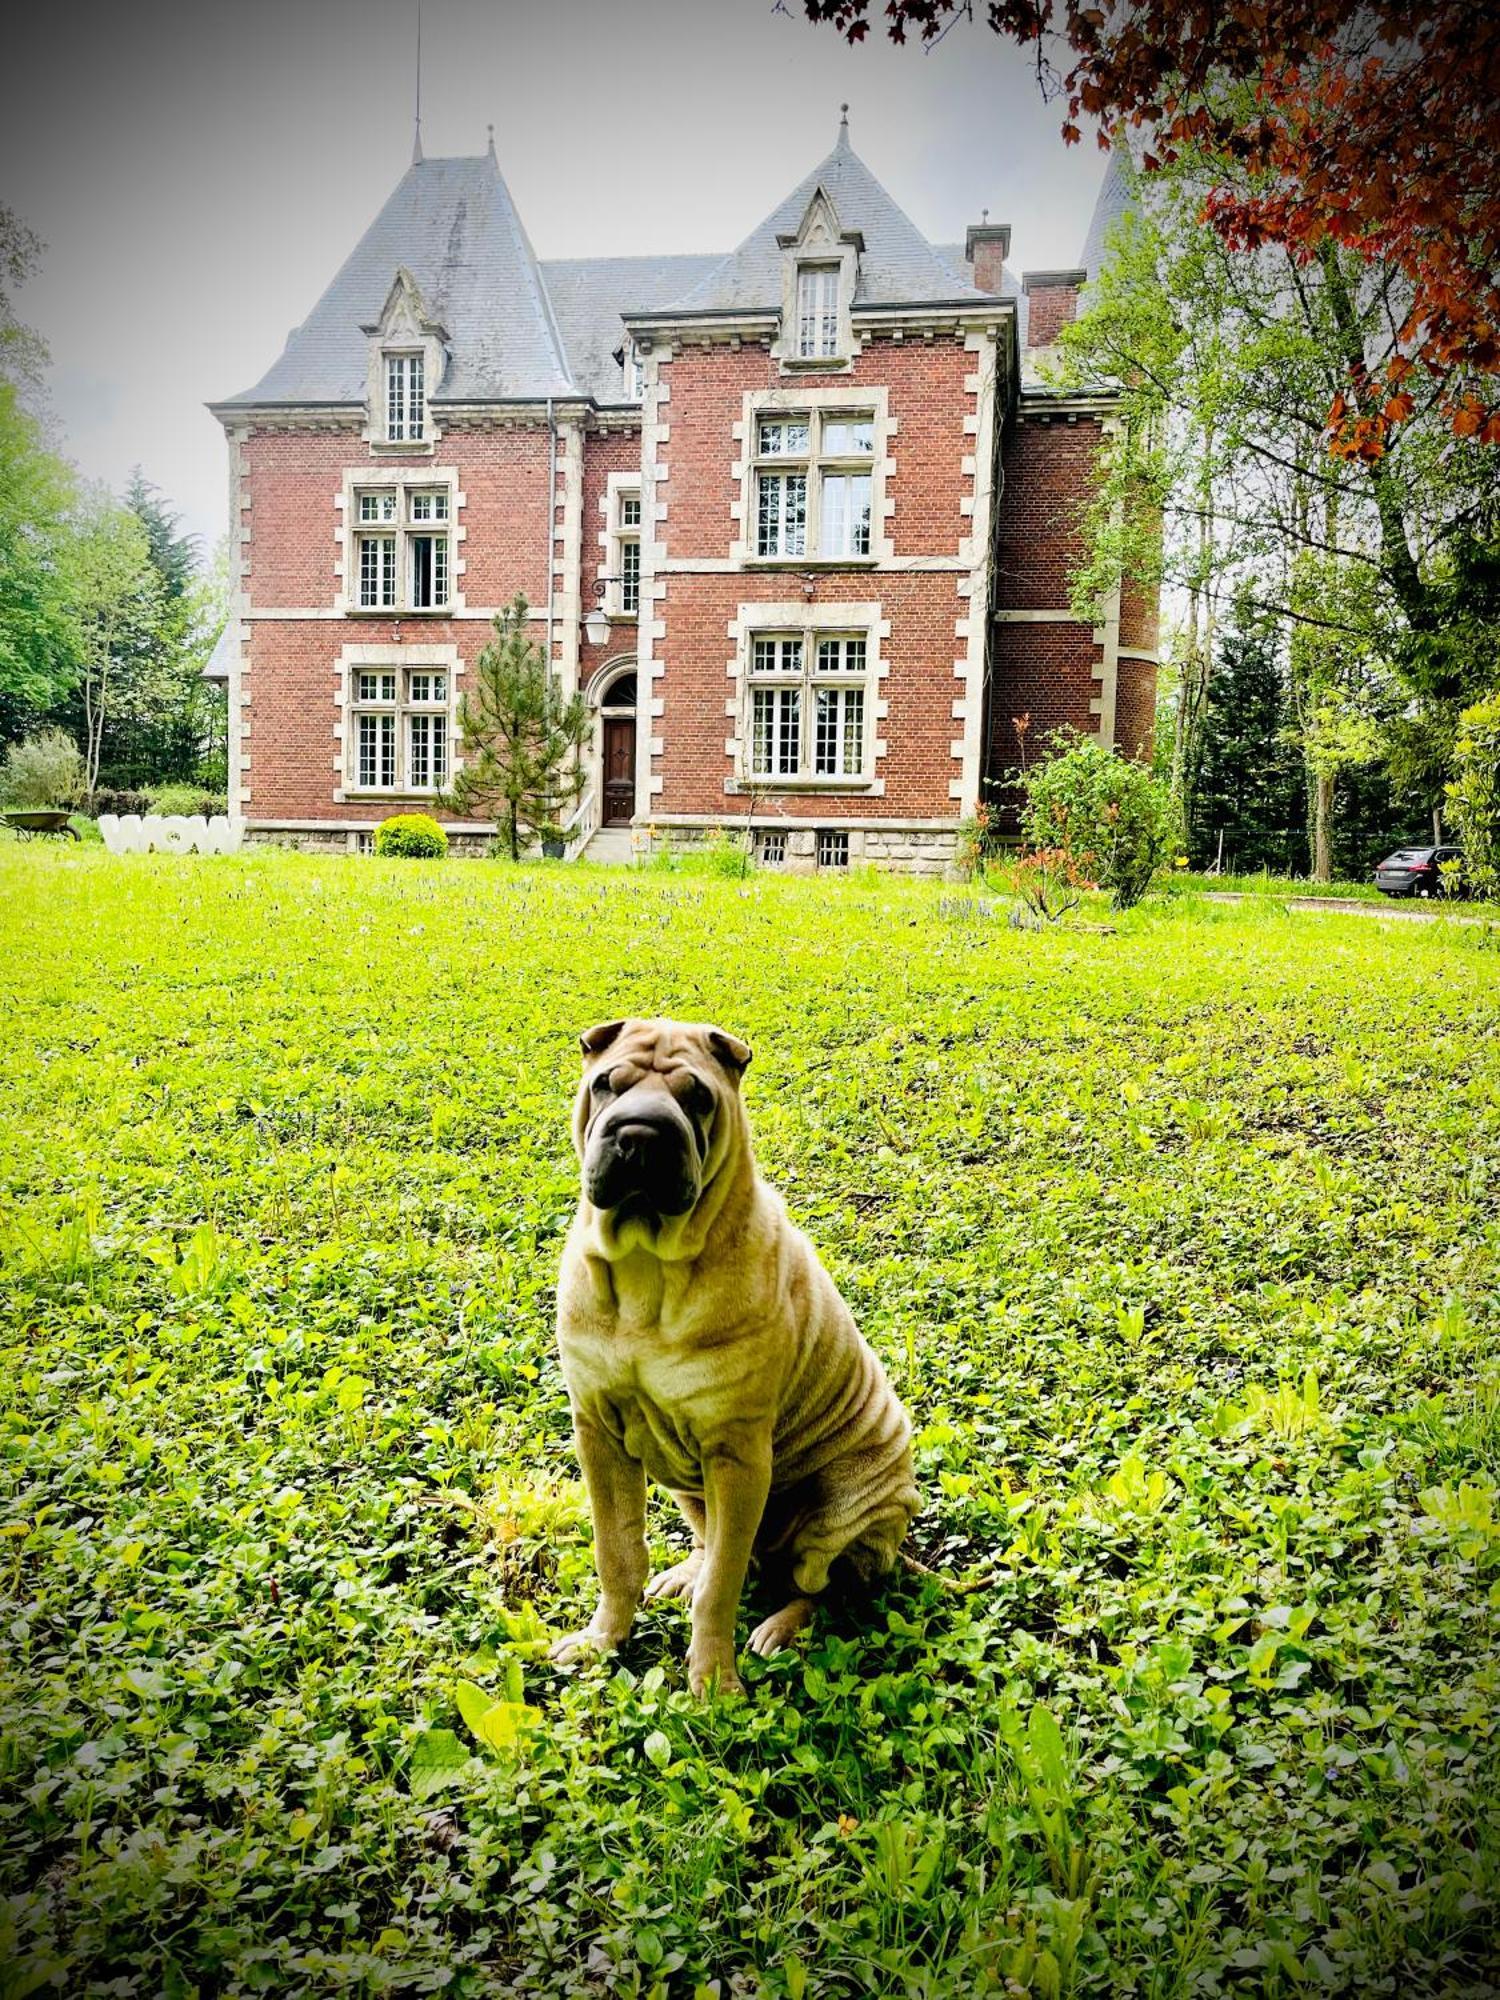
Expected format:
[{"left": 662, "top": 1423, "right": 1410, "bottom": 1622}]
[
  {"left": 802, "top": 0, "right": 1500, "bottom": 453},
  {"left": 0, "top": 203, "right": 48, "bottom": 389},
  {"left": 65, "top": 492, "right": 163, "bottom": 802},
  {"left": 1058, "top": 146, "right": 1499, "bottom": 871},
  {"left": 114, "top": 469, "right": 219, "bottom": 787},
  {"left": 1191, "top": 606, "right": 1302, "bottom": 874},
  {"left": 443, "top": 597, "right": 589, "bottom": 859},
  {"left": 0, "top": 385, "right": 78, "bottom": 740}
]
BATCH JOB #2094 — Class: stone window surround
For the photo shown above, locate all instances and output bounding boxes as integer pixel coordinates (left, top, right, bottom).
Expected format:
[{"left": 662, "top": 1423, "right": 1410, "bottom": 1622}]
[
  {"left": 333, "top": 640, "right": 462, "bottom": 805},
  {"left": 724, "top": 598, "right": 889, "bottom": 796},
  {"left": 334, "top": 466, "right": 466, "bottom": 616},
  {"left": 586, "top": 652, "right": 638, "bottom": 814},
  {"left": 773, "top": 187, "right": 861, "bottom": 372},
  {"left": 729, "top": 385, "right": 895, "bottom": 568},
  {"left": 596, "top": 471, "right": 643, "bottom": 621},
  {"left": 360, "top": 272, "right": 447, "bottom": 454}
]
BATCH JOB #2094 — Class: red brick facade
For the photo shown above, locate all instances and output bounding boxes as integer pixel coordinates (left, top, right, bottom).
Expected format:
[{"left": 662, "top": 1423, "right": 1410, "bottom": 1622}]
[{"left": 216, "top": 145, "right": 1158, "bottom": 869}]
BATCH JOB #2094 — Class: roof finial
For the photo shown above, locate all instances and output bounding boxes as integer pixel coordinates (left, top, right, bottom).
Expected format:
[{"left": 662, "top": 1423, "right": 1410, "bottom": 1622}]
[
  {"left": 486, "top": 122, "right": 496, "bottom": 160},
  {"left": 839, "top": 102, "right": 850, "bottom": 139},
  {"left": 982, "top": 207, "right": 989, "bottom": 224},
  {"left": 411, "top": 0, "right": 423, "bottom": 163}
]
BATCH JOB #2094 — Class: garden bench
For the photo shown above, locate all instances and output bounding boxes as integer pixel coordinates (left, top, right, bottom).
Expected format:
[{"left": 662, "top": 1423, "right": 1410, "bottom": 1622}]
[{"left": 0, "top": 809, "right": 79, "bottom": 841}]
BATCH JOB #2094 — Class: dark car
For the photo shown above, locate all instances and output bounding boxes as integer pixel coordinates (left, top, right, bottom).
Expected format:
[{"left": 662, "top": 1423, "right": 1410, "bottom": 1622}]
[{"left": 1374, "top": 844, "right": 1463, "bottom": 897}]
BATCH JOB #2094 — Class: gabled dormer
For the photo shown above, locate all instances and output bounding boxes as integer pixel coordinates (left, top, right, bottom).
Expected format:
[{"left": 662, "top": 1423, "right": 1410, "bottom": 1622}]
[
  {"left": 776, "top": 181, "right": 863, "bottom": 370},
  {"left": 361, "top": 268, "right": 448, "bottom": 452}
]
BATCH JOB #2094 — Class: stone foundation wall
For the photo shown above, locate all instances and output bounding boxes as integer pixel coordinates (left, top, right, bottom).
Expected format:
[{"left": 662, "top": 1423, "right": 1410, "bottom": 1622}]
[
  {"left": 648, "top": 819, "right": 959, "bottom": 878},
  {"left": 244, "top": 825, "right": 495, "bottom": 859}
]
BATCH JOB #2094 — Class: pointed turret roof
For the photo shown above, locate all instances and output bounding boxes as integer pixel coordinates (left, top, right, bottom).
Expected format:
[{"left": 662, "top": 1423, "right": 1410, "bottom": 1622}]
[
  {"left": 669, "top": 122, "right": 987, "bottom": 314},
  {"left": 219, "top": 152, "right": 574, "bottom": 408},
  {"left": 1078, "top": 136, "right": 1133, "bottom": 279}
]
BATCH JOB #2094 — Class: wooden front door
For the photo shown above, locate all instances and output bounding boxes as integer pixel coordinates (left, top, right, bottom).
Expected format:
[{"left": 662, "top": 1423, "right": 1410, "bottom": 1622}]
[{"left": 602, "top": 716, "right": 636, "bottom": 825}]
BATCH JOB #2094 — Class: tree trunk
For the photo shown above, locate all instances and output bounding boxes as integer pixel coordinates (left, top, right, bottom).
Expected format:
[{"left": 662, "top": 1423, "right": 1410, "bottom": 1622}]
[
  {"left": 1318, "top": 244, "right": 1433, "bottom": 634},
  {"left": 1313, "top": 770, "right": 1335, "bottom": 882},
  {"left": 1170, "top": 433, "right": 1217, "bottom": 833},
  {"left": 509, "top": 803, "right": 520, "bottom": 862}
]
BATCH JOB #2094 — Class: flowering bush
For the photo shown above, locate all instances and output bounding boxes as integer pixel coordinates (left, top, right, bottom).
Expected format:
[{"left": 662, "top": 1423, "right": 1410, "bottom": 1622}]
[
  {"left": 1019, "top": 731, "right": 1175, "bottom": 910},
  {"left": 374, "top": 813, "right": 448, "bottom": 859}
]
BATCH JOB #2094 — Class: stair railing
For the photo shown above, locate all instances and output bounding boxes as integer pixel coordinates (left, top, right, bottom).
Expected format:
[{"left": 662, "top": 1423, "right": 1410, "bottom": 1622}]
[{"left": 562, "top": 786, "right": 598, "bottom": 861}]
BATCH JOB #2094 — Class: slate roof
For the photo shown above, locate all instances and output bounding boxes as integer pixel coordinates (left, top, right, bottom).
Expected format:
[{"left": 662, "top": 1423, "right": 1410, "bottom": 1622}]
[
  {"left": 665, "top": 124, "right": 990, "bottom": 315},
  {"left": 219, "top": 151, "right": 574, "bottom": 408},
  {"left": 220, "top": 130, "right": 1012, "bottom": 413},
  {"left": 1079, "top": 137, "right": 1133, "bottom": 278},
  {"left": 540, "top": 254, "right": 722, "bottom": 403}
]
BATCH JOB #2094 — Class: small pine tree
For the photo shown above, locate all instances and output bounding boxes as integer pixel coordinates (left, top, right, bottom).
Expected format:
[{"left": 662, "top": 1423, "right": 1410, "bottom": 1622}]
[{"left": 443, "top": 597, "right": 589, "bottom": 859}]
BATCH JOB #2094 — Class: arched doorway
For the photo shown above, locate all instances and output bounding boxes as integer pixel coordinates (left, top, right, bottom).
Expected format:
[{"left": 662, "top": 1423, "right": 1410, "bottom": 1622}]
[{"left": 595, "top": 660, "right": 638, "bottom": 827}]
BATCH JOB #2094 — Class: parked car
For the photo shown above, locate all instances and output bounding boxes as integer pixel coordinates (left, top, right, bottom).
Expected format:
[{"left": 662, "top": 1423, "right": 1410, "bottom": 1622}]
[{"left": 1373, "top": 845, "right": 1464, "bottom": 897}]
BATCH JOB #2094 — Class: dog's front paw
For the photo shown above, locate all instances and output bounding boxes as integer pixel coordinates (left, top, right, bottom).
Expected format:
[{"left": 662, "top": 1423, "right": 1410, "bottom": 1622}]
[
  {"left": 644, "top": 1552, "right": 703, "bottom": 1602},
  {"left": 748, "top": 1597, "right": 816, "bottom": 1658},
  {"left": 687, "top": 1639, "right": 745, "bottom": 1699},
  {"left": 549, "top": 1622, "right": 626, "bottom": 1668}
]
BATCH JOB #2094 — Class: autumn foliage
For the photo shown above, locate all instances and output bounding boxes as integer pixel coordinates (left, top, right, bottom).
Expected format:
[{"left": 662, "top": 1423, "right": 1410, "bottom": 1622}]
[{"left": 802, "top": 0, "right": 1500, "bottom": 456}]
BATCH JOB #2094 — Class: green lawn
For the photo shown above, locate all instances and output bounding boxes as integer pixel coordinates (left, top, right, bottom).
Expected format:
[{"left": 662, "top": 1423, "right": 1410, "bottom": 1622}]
[{"left": 2, "top": 848, "right": 1498, "bottom": 1997}]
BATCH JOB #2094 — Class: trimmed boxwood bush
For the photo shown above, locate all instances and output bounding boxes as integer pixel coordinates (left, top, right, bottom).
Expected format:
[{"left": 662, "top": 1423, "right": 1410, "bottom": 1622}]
[{"left": 374, "top": 812, "right": 448, "bottom": 859}]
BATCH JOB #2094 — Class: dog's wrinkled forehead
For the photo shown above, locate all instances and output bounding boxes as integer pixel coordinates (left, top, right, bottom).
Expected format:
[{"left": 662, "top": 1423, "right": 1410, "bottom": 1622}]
[{"left": 578, "top": 1016, "right": 752, "bottom": 1086}]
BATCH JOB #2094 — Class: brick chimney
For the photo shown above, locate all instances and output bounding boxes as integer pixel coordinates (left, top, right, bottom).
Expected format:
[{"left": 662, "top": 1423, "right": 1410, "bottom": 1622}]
[
  {"left": 1022, "top": 268, "right": 1086, "bottom": 346},
  {"left": 965, "top": 221, "right": 1011, "bottom": 295}
]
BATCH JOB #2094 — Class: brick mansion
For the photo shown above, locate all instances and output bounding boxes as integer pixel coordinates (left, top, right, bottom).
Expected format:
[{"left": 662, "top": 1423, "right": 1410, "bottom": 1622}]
[{"left": 211, "top": 114, "right": 1156, "bottom": 870}]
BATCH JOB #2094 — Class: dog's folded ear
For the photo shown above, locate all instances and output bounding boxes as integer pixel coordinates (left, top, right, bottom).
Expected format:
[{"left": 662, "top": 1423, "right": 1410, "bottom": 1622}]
[
  {"left": 580, "top": 1019, "right": 628, "bottom": 1059},
  {"left": 707, "top": 1027, "right": 753, "bottom": 1076}
]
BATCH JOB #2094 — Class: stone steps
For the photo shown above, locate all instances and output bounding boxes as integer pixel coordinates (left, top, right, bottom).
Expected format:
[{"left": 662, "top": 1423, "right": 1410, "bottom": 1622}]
[{"left": 580, "top": 827, "right": 637, "bottom": 866}]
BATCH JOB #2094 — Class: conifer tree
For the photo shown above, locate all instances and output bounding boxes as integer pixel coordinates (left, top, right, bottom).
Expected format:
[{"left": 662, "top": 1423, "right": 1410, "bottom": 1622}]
[
  {"left": 444, "top": 596, "right": 589, "bottom": 860},
  {"left": 1191, "top": 607, "right": 1302, "bottom": 874}
]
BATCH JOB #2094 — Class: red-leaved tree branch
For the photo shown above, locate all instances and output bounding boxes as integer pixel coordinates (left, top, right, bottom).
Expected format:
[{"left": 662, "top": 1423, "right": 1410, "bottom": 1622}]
[{"left": 801, "top": 0, "right": 1500, "bottom": 456}]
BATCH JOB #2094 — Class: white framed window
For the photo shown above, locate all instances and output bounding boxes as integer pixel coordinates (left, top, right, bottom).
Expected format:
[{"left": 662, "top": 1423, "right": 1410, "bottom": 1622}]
[
  {"left": 749, "top": 637, "right": 804, "bottom": 778},
  {"left": 756, "top": 830, "right": 788, "bottom": 867},
  {"left": 820, "top": 475, "right": 872, "bottom": 558},
  {"left": 358, "top": 534, "right": 397, "bottom": 610},
  {"left": 349, "top": 665, "right": 452, "bottom": 794},
  {"left": 745, "top": 629, "right": 871, "bottom": 785},
  {"left": 611, "top": 488, "right": 642, "bottom": 615},
  {"left": 796, "top": 265, "right": 840, "bottom": 360},
  {"left": 406, "top": 712, "right": 447, "bottom": 790},
  {"left": 752, "top": 410, "right": 875, "bottom": 561},
  {"left": 355, "top": 711, "right": 397, "bottom": 790},
  {"left": 385, "top": 352, "right": 425, "bottom": 442},
  {"left": 624, "top": 343, "right": 646, "bottom": 400},
  {"left": 817, "top": 828, "right": 850, "bottom": 869},
  {"left": 353, "top": 486, "right": 452, "bottom": 612}
]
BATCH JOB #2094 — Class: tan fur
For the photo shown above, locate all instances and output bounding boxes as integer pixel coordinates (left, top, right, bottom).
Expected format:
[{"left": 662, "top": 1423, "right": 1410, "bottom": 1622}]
[{"left": 551, "top": 1017, "right": 919, "bottom": 1695}]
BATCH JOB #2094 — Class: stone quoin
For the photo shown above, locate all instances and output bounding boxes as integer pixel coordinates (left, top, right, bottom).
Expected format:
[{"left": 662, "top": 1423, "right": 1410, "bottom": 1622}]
[{"left": 209, "top": 118, "right": 1157, "bottom": 872}]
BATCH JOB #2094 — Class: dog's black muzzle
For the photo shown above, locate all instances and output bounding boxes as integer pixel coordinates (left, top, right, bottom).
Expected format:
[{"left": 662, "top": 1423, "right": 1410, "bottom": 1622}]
[{"left": 584, "top": 1105, "right": 700, "bottom": 1216}]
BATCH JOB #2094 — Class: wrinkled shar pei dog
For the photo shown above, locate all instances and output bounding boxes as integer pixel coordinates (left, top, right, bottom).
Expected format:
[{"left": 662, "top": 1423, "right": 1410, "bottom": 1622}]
[{"left": 552, "top": 1016, "right": 919, "bottom": 1696}]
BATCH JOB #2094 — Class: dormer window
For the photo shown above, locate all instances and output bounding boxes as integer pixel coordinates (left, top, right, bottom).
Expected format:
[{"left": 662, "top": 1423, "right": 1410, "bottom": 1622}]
[
  {"left": 776, "top": 185, "right": 860, "bottom": 370},
  {"left": 796, "top": 266, "right": 840, "bottom": 360},
  {"left": 624, "top": 343, "right": 646, "bottom": 400},
  {"left": 385, "top": 353, "right": 425, "bottom": 442}
]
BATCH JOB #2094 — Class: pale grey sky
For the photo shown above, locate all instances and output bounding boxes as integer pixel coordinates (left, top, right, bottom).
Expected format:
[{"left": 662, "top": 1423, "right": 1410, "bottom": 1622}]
[{"left": 3, "top": 0, "right": 1107, "bottom": 557}]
